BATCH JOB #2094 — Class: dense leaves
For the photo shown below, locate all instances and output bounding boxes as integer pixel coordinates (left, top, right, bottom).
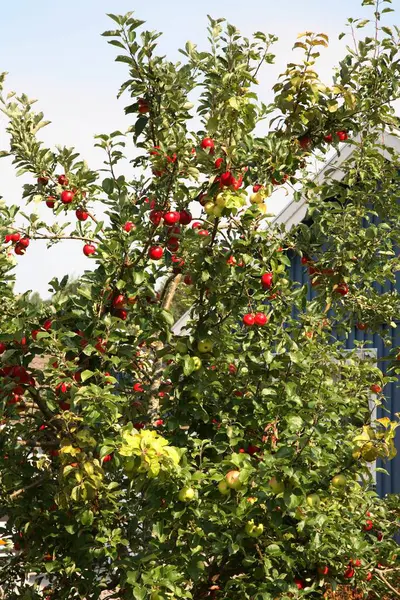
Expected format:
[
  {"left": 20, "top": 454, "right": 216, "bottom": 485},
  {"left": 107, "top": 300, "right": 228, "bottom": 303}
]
[{"left": 1, "top": 2, "right": 400, "bottom": 599}]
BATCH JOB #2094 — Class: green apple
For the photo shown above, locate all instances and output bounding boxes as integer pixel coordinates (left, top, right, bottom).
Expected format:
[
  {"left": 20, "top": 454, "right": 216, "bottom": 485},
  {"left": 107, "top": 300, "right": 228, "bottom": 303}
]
[
  {"left": 197, "top": 339, "right": 214, "bottom": 353},
  {"left": 178, "top": 486, "right": 195, "bottom": 502},
  {"left": 250, "top": 192, "right": 264, "bottom": 204},
  {"left": 218, "top": 480, "right": 230, "bottom": 495},
  {"left": 225, "top": 470, "right": 242, "bottom": 490},
  {"left": 215, "top": 193, "right": 227, "bottom": 208},
  {"left": 306, "top": 494, "right": 321, "bottom": 509},
  {"left": 245, "top": 520, "right": 264, "bottom": 537},
  {"left": 192, "top": 356, "right": 202, "bottom": 371},
  {"left": 212, "top": 205, "right": 223, "bottom": 217},
  {"left": 204, "top": 202, "right": 215, "bottom": 215},
  {"left": 269, "top": 477, "right": 285, "bottom": 494},
  {"left": 331, "top": 474, "right": 346, "bottom": 489}
]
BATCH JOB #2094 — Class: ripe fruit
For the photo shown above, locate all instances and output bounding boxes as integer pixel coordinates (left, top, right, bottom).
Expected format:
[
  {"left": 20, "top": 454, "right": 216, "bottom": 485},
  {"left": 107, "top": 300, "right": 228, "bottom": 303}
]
[
  {"left": 133, "top": 383, "right": 144, "bottom": 393},
  {"left": 366, "top": 572, "right": 373, "bottom": 581},
  {"left": 298, "top": 135, "right": 312, "bottom": 150},
  {"left": 10, "top": 233, "right": 20, "bottom": 243},
  {"left": 220, "top": 171, "right": 235, "bottom": 187},
  {"left": 115, "top": 309, "right": 128, "bottom": 320},
  {"left": 337, "top": 130, "right": 348, "bottom": 141},
  {"left": 14, "top": 243, "right": 26, "bottom": 255},
  {"left": 324, "top": 133, "right": 333, "bottom": 143},
  {"left": 83, "top": 244, "right": 96, "bottom": 256},
  {"left": 294, "top": 579, "right": 305, "bottom": 590},
  {"left": 178, "top": 486, "right": 195, "bottom": 502},
  {"left": 254, "top": 312, "right": 268, "bottom": 326},
  {"left": 123, "top": 221, "right": 134, "bottom": 232},
  {"left": 243, "top": 313, "right": 255, "bottom": 326},
  {"left": 331, "top": 474, "right": 346, "bottom": 488},
  {"left": 192, "top": 221, "right": 202, "bottom": 229},
  {"left": 163, "top": 211, "right": 180, "bottom": 225},
  {"left": 58, "top": 174, "right": 69, "bottom": 186},
  {"left": 344, "top": 566, "right": 355, "bottom": 579},
  {"left": 357, "top": 322, "right": 367, "bottom": 330},
  {"left": 269, "top": 477, "right": 285, "bottom": 494},
  {"left": 335, "top": 282, "right": 349, "bottom": 296},
  {"left": 149, "top": 210, "right": 163, "bottom": 226},
  {"left": 197, "top": 339, "right": 213, "bottom": 353},
  {"left": 364, "top": 519, "right": 374, "bottom": 531},
  {"left": 179, "top": 210, "right": 192, "bottom": 225},
  {"left": 261, "top": 272, "right": 273, "bottom": 289},
  {"left": 148, "top": 246, "right": 163, "bottom": 260},
  {"left": 198, "top": 229, "right": 210, "bottom": 237},
  {"left": 46, "top": 197, "right": 56, "bottom": 208},
  {"left": 19, "top": 237, "right": 30, "bottom": 248},
  {"left": 306, "top": 494, "right": 321, "bottom": 509},
  {"left": 370, "top": 384, "right": 382, "bottom": 394},
  {"left": 245, "top": 520, "right": 264, "bottom": 538},
  {"left": 112, "top": 294, "right": 126, "bottom": 309},
  {"left": 318, "top": 566, "right": 329, "bottom": 576},
  {"left": 37, "top": 176, "right": 49, "bottom": 185},
  {"left": 75, "top": 208, "right": 88, "bottom": 221},
  {"left": 225, "top": 470, "right": 241, "bottom": 490},
  {"left": 103, "top": 454, "right": 113, "bottom": 463},
  {"left": 61, "top": 190, "right": 74, "bottom": 204},
  {"left": 253, "top": 184, "right": 263, "bottom": 193},
  {"left": 200, "top": 137, "right": 215, "bottom": 153},
  {"left": 138, "top": 98, "right": 150, "bottom": 113},
  {"left": 214, "top": 157, "right": 224, "bottom": 169},
  {"left": 218, "top": 480, "right": 230, "bottom": 495}
]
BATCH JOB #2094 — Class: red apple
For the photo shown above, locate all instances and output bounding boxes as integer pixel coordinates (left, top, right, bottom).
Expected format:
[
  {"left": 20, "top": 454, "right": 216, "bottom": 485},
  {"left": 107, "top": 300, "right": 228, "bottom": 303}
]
[
  {"left": 324, "top": 134, "right": 333, "bottom": 143},
  {"left": 112, "top": 294, "right": 126, "bottom": 309},
  {"left": 37, "top": 176, "right": 49, "bottom": 185},
  {"left": 61, "top": 190, "right": 74, "bottom": 204},
  {"left": 138, "top": 98, "right": 150, "bottom": 113},
  {"left": 46, "top": 196, "right": 56, "bottom": 208},
  {"left": 318, "top": 566, "right": 329, "bottom": 576},
  {"left": 58, "top": 174, "right": 69, "bottom": 186},
  {"left": 133, "top": 382, "right": 144, "bottom": 393},
  {"left": 337, "top": 130, "right": 348, "bottom": 141},
  {"left": 294, "top": 579, "right": 305, "bottom": 590},
  {"left": 254, "top": 312, "right": 268, "bottom": 326},
  {"left": 192, "top": 221, "right": 202, "bottom": 229},
  {"left": 149, "top": 210, "right": 163, "bottom": 226},
  {"left": 103, "top": 454, "right": 113, "bottom": 463},
  {"left": 214, "top": 157, "right": 224, "bottom": 169},
  {"left": 201, "top": 137, "right": 215, "bottom": 153},
  {"left": 344, "top": 566, "right": 355, "bottom": 579},
  {"left": 335, "top": 282, "right": 349, "bottom": 296},
  {"left": 75, "top": 208, "right": 88, "bottom": 221},
  {"left": 261, "top": 272, "right": 273, "bottom": 289},
  {"left": 370, "top": 384, "right": 382, "bottom": 394},
  {"left": 220, "top": 171, "right": 235, "bottom": 187},
  {"left": 357, "top": 322, "right": 367, "bottom": 330},
  {"left": 364, "top": 519, "right": 374, "bottom": 531},
  {"left": 163, "top": 211, "right": 180, "bottom": 225},
  {"left": 123, "top": 221, "right": 134, "bottom": 232},
  {"left": 14, "top": 243, "right": 26, "bottom": 255},
  {"left": 115, "top": 308, "right": 128, "bottom": 320},
  {"left": 183, "top": 274, "right": 193, "bottom": 285},
  {"left": 83, "top": 243, "right": 96, "bottom": 256},
  {"left": 253, "top": 184, "right": 263, "bottom": 193},
  {"left": 19, "top": 237, "right": 30, "bottom": 248},
  {"left": 0, "top": 343, "right": 6, "bottom": 354},
  {"left": 243, "top": 313, "right": 255, "bottom": 326},
  {"left": 179, "top": 210, "right": 192, "bottom": 225},
  {"left": 298, "top": 135, "right": 311, "bottom": 150},
  {"left": 198, "top": 229, "right": 209, "bottom": 237}
]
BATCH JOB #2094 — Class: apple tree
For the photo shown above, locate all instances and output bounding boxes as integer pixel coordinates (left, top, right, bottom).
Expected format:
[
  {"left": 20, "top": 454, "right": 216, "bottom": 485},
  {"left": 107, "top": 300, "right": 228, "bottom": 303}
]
[{"left": 1, "top": 2, "right": 400, "bottom": 599}]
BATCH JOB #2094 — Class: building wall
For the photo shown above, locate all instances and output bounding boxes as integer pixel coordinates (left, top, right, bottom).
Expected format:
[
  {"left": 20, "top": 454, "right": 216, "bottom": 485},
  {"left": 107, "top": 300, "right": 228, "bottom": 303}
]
[{"left": 288, "top": 251, "right": 400, "bottom": 496}]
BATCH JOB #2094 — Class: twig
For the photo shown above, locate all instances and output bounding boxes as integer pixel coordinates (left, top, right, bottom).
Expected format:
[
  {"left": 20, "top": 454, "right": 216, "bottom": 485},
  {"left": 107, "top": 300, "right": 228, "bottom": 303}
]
[{"left": 10, "top": 475, "right": 48, "bottom": 501}]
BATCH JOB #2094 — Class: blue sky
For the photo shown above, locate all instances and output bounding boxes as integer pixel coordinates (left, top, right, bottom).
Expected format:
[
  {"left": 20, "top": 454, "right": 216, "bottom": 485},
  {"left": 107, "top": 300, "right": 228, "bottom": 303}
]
[{"left": 0, "top": 0, "right": 394, "bottom": 296}]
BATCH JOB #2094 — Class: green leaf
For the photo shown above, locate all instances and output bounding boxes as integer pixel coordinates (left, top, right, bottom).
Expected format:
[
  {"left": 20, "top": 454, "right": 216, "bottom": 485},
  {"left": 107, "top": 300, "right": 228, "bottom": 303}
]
[{"left": 80, "top": 509, "right": 94, "bottom": 526}]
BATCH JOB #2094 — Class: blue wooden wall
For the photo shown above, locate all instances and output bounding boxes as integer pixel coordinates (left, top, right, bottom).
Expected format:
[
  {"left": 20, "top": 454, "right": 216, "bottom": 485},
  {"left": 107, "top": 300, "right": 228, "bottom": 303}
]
[{"left": 288, "top": 250, "right": 400, "bottom": 496}]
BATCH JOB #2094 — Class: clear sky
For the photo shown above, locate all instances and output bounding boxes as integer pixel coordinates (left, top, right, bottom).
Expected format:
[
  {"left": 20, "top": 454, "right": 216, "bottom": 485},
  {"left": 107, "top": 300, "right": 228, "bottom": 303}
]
[{"left": 0, "top": 0, "right": 394, "bottom": 297}]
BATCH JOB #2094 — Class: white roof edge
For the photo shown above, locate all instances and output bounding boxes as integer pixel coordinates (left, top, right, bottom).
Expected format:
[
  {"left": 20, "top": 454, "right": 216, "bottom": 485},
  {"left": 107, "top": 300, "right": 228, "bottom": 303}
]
[{"left": 273, "top": 131, "right": 400, "bottom": 229}]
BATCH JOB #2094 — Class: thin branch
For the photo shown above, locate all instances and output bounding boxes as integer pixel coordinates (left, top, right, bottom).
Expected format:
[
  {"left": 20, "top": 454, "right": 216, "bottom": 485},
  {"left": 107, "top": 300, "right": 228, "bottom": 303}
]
[{"left": 9, "top": 475, "right": 48, "bottom": 501}]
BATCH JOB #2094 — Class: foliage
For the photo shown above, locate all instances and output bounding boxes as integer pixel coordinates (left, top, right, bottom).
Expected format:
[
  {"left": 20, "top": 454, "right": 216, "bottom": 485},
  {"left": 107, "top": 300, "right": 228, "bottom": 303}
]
[{"left": 1, "top": 2, "right": 400, "bottom": 599}]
